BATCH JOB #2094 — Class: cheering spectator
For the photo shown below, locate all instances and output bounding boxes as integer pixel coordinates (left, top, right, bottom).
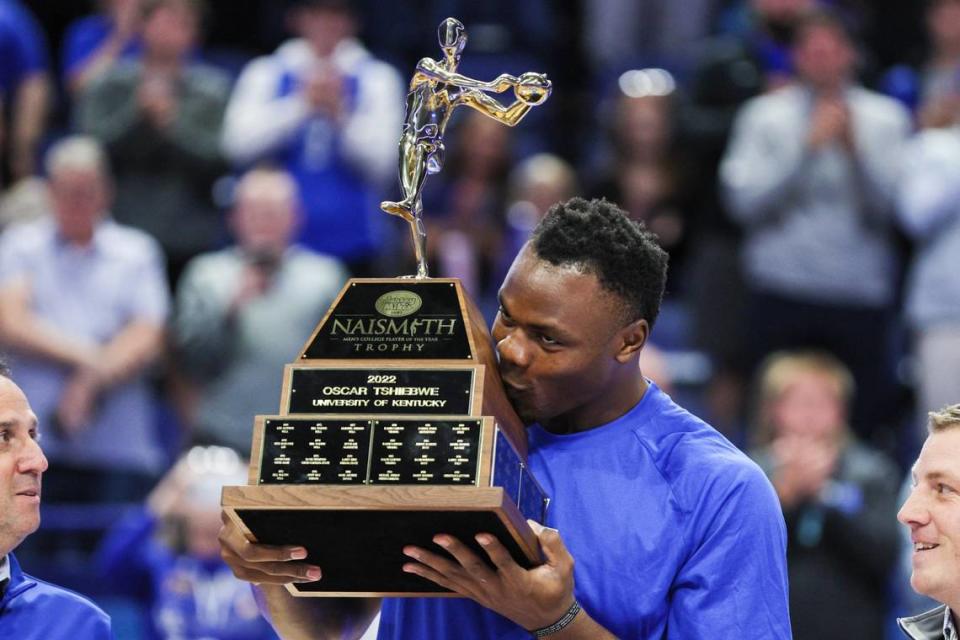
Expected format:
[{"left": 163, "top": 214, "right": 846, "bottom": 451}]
[
  {"left": 78, "top": 0, "right": 230, "bottom": 288},
  {"left": 96, "top": 446, "right": 278, "bottom": 640},
  {"left": 222, "top": 0, "right": 403, "bottom": 276},
  {"left": 750, "top": 350, "right": 900, "bottom": 640},
  {"left": 0, "top": 0, "right": 50, "bottom": 185},
  {"left": 720, "top": 10, "right": 911, "bottom": 441}
]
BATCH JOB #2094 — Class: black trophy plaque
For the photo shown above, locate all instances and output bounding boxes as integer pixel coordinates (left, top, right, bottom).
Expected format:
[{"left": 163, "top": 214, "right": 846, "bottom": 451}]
[{"left": 222, "top": 278, "right": 548, "bottom": 597}]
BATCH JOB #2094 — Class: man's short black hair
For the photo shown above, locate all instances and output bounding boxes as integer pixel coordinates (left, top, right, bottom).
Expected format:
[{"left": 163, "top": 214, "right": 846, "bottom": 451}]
[{"left": 530, "top": 197, "right": 668, "bottom": 326}]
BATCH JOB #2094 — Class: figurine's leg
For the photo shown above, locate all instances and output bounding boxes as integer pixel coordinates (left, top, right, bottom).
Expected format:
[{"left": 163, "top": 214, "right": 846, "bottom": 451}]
[
  {"left": 409, "top": 215, "right": 428, "bottom": 279},
  {"left": 381, "top": 137, "right": 429, "bottom": 220}
]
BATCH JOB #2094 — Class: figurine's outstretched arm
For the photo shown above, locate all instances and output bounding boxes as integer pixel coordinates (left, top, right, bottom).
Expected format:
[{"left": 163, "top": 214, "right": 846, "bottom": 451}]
[
  {"left": 459, "top": 90, "right": 533, "bottom": 127},
  {"left": 414, "top": 58, "right": 516, "bottom": 93}
]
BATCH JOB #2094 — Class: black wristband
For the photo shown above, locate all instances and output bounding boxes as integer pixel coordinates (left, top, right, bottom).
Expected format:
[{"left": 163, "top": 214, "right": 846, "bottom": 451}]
[{"left": 530, "top": 600, "right": 582, "bottom": 638}]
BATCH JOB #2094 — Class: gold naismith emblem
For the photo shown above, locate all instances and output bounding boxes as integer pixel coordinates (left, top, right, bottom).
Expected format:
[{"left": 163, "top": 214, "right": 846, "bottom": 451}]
[{"left": 375, "top": 290, "right": 423, "bottom": 317}]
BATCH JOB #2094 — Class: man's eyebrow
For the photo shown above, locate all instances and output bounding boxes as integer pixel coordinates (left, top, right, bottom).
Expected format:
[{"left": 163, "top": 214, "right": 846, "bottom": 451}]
[
  {"left": 0, "top": 418, "right": 37, "bottom": 429},
  {"left": 923, "top": 470, "right": 960, "bottom": 485},
  {"left": 497, "top": 293, "right": 571, "bottom": 338}
]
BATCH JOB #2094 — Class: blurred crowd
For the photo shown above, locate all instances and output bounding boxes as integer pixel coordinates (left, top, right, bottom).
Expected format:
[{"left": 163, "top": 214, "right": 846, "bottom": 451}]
[{"left": 0, "top": 0, "right": 958, "bottom": 637}]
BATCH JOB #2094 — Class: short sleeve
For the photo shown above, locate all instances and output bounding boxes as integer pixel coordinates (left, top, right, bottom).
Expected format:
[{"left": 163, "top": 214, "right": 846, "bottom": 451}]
[
  {"left": 0, "top": 224, "right": 37, "bottom": 287},
  {"left": 668, "top": 462, "right": 792, "bottom": 639},
  {"left": 126, "top": 236, "right": 171, "bottom": 324},
  {"left": 61, "top": 15, "right": 108, "bottom": 80}
]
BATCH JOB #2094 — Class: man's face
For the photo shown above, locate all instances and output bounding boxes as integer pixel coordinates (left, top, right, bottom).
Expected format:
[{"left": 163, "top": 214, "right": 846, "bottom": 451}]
[
  {"left": 0, "top": 377, "right": 47, "bottom": 555},
  {"left": 771, "top": 370, "right": 845, "bottom": 442},
  {"left": 142, "top": 2, "right": 198, "bottom": 60},
  {"left": 929, "top": 1, "right": 960, "bottom": 52},
  {"left": 295, "top": 8, "right": 354, "bottom": 57},
  {"left": 754, "top": 0, "right": 813, "bottom": 22},
  {"left": 792, "top": 24, "right": 855, "bottom": 91},
  {"left": 491, "top": 247, "right": 633, "bottom": 432},
  {"left": 898, "top": 428, "right": 960, "bottom": 608},
  {"left": 233, "top": 190, "right": 296, "bottom": 255},
  {"left": 49, "top": 168, "right": 109, "bottom": 245}
]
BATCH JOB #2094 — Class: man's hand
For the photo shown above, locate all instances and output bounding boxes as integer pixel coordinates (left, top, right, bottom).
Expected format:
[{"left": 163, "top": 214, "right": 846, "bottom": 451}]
[
  {"left": 918, "top": 94, "right": 960, "bottom": 129},
  {"left": 219, "top": 511, "right": 322, "bottom": 585},
  {"left": 401, "top": 521, "right": 575, "bottom": 631},
  {"left": 771, "top": 433, "right": 840, "bottom": 509},
  {"left": 228, "top": 264, "right": 272, "bottom": 318},
  {"left": 138, "top": 75, "right": 177, "bottom": 129},
  {"left": 55, "top": 367, "right": 102, "bottom": 436},
  {"left": 305, "top": 66, "right": 344, "bottom": 120},
  {"left": 807, "top": 96, "right": 851, "bottom": 151}
]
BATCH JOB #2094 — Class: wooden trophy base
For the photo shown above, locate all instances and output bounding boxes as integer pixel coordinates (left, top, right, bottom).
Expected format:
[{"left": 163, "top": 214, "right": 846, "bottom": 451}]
[{"left": 222, "top": 485, "right": 541, "bottom": 597}]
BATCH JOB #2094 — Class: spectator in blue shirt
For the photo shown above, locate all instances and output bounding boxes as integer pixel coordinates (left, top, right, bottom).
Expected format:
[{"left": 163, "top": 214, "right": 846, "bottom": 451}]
[
  {"left": 62, "top": 0, "right": 143, "bottom": 96},
  {"left": 96, "top": 446, "right": 277, "bottom": 640},
  {"left": 0, "top": 0, "right": 50, "bottom": 184},
  {"left": 0, "top": 360, "right": 112, "bottom": 638}
]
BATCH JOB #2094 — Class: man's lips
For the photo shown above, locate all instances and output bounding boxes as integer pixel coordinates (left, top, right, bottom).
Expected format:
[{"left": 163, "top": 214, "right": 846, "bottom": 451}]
[
  {"left": 14, "top": 488, "right": 40, "bottom": 498},
  {"left": 502, "top": 382, "right": 531, "bottom": 402},
  {"left": 912, "top": 538, "right": 939, "bottom": 552}
]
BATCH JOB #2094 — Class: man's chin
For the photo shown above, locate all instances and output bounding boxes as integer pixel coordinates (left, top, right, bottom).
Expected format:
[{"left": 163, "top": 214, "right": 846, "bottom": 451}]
[
  {"left": 507, "top": 396, "right": 537, "bottom": 426},
  {"left": 910, "top": 572, "right": 943, "bottom": 602}
]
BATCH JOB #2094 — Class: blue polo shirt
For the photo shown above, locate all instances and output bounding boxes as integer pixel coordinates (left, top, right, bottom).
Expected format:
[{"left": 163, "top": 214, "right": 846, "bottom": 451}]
[
  {"left": 378, "top": 383, "right": 791, "bottom": 639},
  {"left": 0, "top": 553, "right": 111, "bottom": 639}
]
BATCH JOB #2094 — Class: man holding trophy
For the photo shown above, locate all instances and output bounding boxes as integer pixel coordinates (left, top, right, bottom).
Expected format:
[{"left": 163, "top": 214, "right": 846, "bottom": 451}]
[{"left": 219, "top": 18, "right": 791, "bottom": 640}]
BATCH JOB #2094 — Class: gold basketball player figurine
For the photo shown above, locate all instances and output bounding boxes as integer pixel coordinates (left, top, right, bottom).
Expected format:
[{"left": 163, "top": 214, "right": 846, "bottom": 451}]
[{"left": 381, "top": 17, "right": 552, "bottom": 278}]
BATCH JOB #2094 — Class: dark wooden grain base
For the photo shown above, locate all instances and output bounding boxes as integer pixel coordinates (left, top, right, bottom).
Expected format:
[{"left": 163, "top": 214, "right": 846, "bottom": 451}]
[{"left": 222, "top": 485, "right": 541, "bottom": 597}]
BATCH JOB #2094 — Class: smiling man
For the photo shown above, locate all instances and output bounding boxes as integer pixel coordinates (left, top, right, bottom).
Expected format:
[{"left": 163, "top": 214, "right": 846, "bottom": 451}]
[
  {"left": 898, "top": 405, "right": 960, "bottom": 640},
  {"left": 219, "top": 197, "right": 791, "bottom": 639},
  {"left": 0, "top": 360, "right": 111, "bottom": 637}
]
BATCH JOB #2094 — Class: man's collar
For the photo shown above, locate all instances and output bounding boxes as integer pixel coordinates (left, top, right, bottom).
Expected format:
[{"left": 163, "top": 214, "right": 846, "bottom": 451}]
[
  {"left": 945, "top": 607, "right": 957, "bottom": 640},
  {"left": 0, "top": 554, "right": 9, "bottom": 599},
  {"left": 53, "top": 216, "right": 112, "bottom": 252}
]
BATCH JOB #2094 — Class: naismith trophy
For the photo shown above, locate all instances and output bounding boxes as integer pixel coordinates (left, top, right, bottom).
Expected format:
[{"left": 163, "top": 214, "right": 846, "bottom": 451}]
[{"left": 222, "top": 17, "right": 552, "bottom": 597}]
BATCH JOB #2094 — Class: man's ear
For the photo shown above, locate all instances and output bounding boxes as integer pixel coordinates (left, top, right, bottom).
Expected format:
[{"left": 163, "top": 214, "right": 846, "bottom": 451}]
[{"left": 615, "top": 318, "right": 649, "bottom": 363}]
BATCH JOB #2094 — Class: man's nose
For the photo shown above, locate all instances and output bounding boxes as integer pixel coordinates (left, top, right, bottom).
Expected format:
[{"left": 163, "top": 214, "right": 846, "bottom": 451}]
[
  {"left": 19, "top": 438, "right": 49, "bottom": 474},
  {"left": 897, "top": 487, "right": 927, "bottom": 527},
  {"left": 496, "top": 330, "right": 531, "bottom": 369}
]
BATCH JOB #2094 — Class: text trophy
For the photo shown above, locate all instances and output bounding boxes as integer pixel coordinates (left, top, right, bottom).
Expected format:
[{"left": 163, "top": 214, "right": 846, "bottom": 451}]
[{"left": 222, "top": 17, "right": 553, "bottom": 597}]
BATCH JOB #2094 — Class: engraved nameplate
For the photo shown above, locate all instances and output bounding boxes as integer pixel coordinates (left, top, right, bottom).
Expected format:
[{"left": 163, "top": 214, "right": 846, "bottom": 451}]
[
  {"left": 257, "top": 417, "right": 483, "bottom": 486},
  {"left": 286, "top": 368, "right": 475, "bottom": 416}
]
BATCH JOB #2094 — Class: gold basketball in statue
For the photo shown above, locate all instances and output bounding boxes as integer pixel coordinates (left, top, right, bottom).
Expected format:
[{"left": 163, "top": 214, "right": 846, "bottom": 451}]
[{"left": 514, "top": 72, "right": 552, "bottom": 106}]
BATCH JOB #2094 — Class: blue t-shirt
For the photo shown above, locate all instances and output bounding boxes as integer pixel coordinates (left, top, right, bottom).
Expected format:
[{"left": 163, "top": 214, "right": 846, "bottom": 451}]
[
  {"left": 378, "top": 383, "right": 791, "bottom": 639},
  {"left": 0, "top": 0, "right": 48, "bottom": 97},
  {"left": 0, "top": 553, "right": 112, "bottom": 639}
]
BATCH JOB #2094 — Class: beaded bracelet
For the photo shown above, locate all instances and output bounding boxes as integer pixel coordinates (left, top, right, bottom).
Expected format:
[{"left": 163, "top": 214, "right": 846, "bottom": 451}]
[{"left": 531, "top": 601, "right": 582, "bottom": 638}]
